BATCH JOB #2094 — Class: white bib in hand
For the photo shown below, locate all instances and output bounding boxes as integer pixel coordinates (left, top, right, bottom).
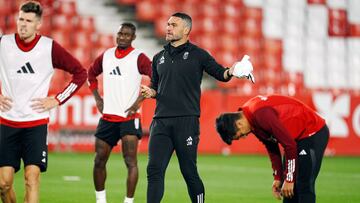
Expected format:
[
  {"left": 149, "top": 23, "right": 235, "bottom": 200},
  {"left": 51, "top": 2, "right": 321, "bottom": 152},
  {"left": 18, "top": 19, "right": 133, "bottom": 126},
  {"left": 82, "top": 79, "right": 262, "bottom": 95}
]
[{"left": 232, "top": 55, "right": 255, "bottom": 83}]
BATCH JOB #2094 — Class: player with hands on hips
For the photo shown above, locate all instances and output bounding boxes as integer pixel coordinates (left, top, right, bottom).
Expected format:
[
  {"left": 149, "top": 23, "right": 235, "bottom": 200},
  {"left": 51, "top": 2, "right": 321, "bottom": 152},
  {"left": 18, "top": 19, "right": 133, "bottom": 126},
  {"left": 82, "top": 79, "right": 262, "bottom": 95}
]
[
  {"left": 88, "top": 22, "right": 152, "bottom": 203},
  {"left": 0, "top": 1, "right": 87, "bottom": 203}
]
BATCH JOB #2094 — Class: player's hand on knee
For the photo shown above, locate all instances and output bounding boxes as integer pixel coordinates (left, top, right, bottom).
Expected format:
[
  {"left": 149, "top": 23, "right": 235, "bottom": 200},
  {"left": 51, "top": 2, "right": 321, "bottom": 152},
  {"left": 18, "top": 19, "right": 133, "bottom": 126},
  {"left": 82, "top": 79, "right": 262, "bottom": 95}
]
[
  {"left": 272, "top": 180, "right": 282, "bottom": 200},
  {"left": 0, "top": 94, "right": 13, "bottom": 112},
  {"left": 281, "top": 181, "right": 294, "bottom": 199}
]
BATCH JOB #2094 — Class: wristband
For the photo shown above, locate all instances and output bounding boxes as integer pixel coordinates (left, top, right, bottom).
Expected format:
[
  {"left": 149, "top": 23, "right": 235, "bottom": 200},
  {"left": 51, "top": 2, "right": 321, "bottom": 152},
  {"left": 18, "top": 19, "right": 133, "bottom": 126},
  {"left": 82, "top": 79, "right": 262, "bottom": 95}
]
[{"left": 226, "top": 68, "right": 233, "bottom": 78}]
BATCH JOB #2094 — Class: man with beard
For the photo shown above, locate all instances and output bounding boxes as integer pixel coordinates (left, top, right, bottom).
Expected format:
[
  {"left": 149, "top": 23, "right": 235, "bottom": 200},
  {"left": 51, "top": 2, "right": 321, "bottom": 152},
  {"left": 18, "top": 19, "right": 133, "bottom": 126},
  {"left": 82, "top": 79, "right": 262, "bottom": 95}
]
[{"left": 141, "top": 12, "right": 254, "bottom": 203}]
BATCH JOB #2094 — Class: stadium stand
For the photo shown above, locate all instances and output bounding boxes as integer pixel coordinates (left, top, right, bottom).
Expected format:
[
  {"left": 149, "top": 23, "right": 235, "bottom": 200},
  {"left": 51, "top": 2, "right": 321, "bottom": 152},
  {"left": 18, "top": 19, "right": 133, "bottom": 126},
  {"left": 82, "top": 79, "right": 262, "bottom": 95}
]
[
  {"left": 4, "top": 0, "right": 357, "bottom": 95},
  {"left": 2, "top": 0, "right": 358, "bottom": 98},
  {"left": 119, "top": 0, "right": 360, "bottom": 95},
  {"left": 1, "top": 0, "right": 360, "bottom": 154}
]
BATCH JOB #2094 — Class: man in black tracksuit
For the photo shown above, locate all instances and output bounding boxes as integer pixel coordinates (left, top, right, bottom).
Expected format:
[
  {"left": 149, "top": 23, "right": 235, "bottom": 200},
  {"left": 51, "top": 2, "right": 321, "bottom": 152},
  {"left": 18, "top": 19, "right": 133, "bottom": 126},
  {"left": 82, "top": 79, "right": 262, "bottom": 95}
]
[{"left": 141, "top": 13, "right": 249, "bottom": 203}]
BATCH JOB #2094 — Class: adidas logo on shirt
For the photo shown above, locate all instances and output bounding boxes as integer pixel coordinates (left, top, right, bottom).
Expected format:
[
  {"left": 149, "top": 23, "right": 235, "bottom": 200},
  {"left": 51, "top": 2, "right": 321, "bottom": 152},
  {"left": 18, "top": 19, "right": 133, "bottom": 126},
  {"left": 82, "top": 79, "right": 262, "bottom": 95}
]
[
  {"left": 299, "top": 149, "right": 307, "bottom": 155},
  {"left": 110, "top": 66, "right": 121, "bottom": 75},
  {"left": 17, "top": 62, "right": 35, "bottom": 74}
]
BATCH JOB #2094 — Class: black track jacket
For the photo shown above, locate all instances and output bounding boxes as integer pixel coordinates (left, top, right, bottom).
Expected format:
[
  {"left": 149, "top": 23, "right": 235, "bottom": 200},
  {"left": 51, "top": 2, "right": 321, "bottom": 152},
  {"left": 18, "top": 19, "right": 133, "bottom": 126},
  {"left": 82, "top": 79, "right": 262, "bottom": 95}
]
[{"left": 151, "top": 41, "right": 231, "bottom": 118}]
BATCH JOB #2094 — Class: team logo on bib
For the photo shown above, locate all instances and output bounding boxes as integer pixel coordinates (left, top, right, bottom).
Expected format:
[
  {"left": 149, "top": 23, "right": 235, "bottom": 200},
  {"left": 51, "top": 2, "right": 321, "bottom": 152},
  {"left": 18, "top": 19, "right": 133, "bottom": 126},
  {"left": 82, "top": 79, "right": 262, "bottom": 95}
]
[
  {"left": 109, "top": 66, "right": 121, "bottom": 75},
  {"left": 17, "top": 62, "right": 35, "bottom": 74}
]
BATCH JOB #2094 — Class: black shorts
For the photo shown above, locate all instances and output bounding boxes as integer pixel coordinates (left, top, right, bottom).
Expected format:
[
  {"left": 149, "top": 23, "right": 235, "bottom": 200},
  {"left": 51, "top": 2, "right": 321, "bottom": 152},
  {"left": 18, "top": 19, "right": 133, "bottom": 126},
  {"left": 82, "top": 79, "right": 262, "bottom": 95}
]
[
  {"left": 94, "top": 118, "right": 142, "bottom": 147},
  {"left": 0, "top": 124, "right": 48, "bottom": 173}
]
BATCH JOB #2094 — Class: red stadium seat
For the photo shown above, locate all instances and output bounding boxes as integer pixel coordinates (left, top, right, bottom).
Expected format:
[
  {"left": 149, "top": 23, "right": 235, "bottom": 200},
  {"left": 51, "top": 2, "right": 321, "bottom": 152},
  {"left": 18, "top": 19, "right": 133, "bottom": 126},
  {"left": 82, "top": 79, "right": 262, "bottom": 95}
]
[
  {"left": 51, "top": 29, "right": 72, "bottom": 50},
  {"left": 349, "top": 23, "right": 360, "bottom": 36},
  {"left": 182, "top": 0, "right": 204, "bottom": 4},
  {"left": 49, "top": 69, "right": 67, "bottom": 94},
  {"left": 6, "top": 13, "right": 17, "bottom": 32},
  {"left": 217, "top": 78, "right": 256, "bottom": 93},
  {"left": 307, "top": 0, "right": 326, "bottom": 4},
  {"left": 51, "top": 14, "right": 74, "bottom": 32},
  {"left": 95, "top": 33, "right": 115, "bottom": 49},
  {"left": 91, "top": 45, "right": 106, "bottom": 61},
  {"left": 70, "top": 47, "right": 92, "bottom": 68},
  {"left": 214, "top": 50, "right": 238, "bottom": 67},
  {"left": 242, "top": 18, "right": 263, "bottom": 37},
  {"left": 263, "top": 52, "right": 282, "bottom": 71},
  {"left": 136, "top": 0, "right": 157, "bottom": 22},
  {"left": 53, "top": 0, "right": 77, "bottom": 17},
  {"left": 263, "top": 38, "right": 282, "bottom": 55},
  {"left": 218, "top": 34, "right": 240, "bottom": 53},
  {"left": 244, "top": 7, "right": 262, "bottom": 20},
  {"left": 192, "top": 34, "right": 219, "bottom": 54},
  {"left": 14, "top": 0, "right": 54, "bottom": 9},
  {"left": 178, "top": 2, "right": 200, "bottom": 19},
  {"left": 71, "top": 30, "right": 94, "bottom": 50},
  {"left": 198, "top": 16, "right": 220, "bottom": 34},
  {"left": 221, "top": 2, "right": 244, "bottom": 20},
  {"left": 0, "top": 0, "right": 12, "bottom": 16},
  {"left": 158, "top": 2, "right": 180, "bottom": 18},
  {"left": 0, "top": 16, "right": 6, "bottom": 32},
  {"left": 239, "top": 35, "right": 263, "bottom": 52},
  {"left": 154, "top": 16, "right": 168, "bottom": 37},
  {"left": 39, "top": 15, "right": 52, "bottom": 36},
  {"left": 328, "top": 9, "right": 348, "bottom": 36},
  {"left": 74, "top": 16, "right": 96, "bottom": 33},
  {"left": 222, "top": 17, "right": 242, "bottom": 36},
  {"left": 198, "top": 2, "right": 221, "bottom": 19},
  {"left": 117, "top": 0, "right": 137, "bottom": 5}
]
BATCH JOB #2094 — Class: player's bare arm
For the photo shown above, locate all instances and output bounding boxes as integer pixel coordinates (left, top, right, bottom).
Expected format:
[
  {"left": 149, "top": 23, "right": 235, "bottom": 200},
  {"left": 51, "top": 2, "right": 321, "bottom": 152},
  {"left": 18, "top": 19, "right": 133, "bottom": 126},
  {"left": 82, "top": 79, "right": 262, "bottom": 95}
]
[
  {"left": 125, "top": 95, "right": 145, "bottom": 116},
  {"left": 30, "top": 97, "right": 59, "bottom": 113},
  {"left": 0, "top": 94, "right": 13, "bottom": 112},
  {"left": 92, "top": 89, "right": 103, "bottom": 113}
]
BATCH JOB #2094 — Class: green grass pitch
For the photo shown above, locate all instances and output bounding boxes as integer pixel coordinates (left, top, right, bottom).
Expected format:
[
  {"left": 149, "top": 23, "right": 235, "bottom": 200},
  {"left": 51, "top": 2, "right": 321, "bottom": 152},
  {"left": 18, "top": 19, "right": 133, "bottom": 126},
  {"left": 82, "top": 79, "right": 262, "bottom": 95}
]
[{"left": 13, "top": 153, "right": 360, "bottom": 203}]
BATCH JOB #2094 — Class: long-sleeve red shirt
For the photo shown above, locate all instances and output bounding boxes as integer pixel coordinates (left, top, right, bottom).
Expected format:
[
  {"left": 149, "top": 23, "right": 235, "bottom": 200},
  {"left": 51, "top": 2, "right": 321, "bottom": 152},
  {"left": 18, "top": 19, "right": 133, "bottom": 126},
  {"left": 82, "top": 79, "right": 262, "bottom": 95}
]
[{"left": 240, "top": 95, "right": 325, "bottom": 182}]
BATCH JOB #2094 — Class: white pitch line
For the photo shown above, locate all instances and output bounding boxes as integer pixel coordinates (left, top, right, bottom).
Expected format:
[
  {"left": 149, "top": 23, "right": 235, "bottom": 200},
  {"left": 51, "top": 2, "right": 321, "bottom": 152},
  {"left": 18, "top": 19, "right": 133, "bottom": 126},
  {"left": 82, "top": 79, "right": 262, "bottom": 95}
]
[{"left": 63, "top": 176, "right": 81, "bottom": 181}]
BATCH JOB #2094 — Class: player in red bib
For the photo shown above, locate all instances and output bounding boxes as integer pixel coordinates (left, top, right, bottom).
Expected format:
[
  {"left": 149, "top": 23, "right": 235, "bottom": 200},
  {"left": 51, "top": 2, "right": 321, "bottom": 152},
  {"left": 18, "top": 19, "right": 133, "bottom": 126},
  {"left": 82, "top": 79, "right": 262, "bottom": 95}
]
[
  {"left": 0, "top": 1, "right": 87, "bottom": 203},
  {"left": 216, "top": 95, "right": 329, "bottom": 203}
]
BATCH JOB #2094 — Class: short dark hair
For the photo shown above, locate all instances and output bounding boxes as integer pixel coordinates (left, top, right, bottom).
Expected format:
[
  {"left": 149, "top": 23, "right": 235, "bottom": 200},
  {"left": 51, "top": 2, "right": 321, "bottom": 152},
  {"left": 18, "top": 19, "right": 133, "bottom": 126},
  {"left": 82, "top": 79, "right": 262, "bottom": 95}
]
[
  {"left": 215, "top": 112, "right": 241, "bottom": 145},
  {"left": 121, "top": 22, "right": 136, "bottom": 34},
  {"left": 20, "top": 1, "right": 43, "bottom": 18},
  {"left": 171, "top": 12, "right": 192, "bottom": 31}
]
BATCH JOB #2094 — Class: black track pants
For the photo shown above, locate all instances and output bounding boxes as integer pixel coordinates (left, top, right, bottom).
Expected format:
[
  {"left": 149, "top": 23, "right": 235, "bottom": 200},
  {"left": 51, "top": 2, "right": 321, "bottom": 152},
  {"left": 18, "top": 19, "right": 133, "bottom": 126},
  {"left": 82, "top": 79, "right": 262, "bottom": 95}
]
[
  {"left": 147, "top": 117, "right": 205, "bottom": 203},
  {"left": 284, "top": 125, "right": 329, "bottom": 203}
]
